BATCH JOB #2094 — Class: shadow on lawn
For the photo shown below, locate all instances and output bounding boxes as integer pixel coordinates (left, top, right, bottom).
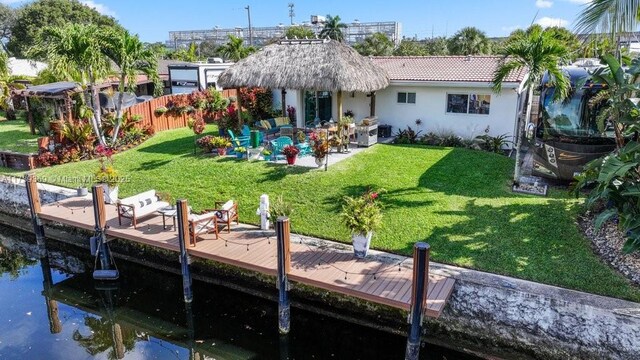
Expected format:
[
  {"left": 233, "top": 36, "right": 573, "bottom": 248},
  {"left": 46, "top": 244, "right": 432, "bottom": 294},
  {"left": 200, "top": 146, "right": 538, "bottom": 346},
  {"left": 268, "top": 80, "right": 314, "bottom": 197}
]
[
  {"left": 259, "top": 162, "right": 313, "bottom": 182},
  {"left": 137, "top": 134, "right": 196, "bottom": 156},
  {"left": 402, "top": 198, "right": 581, "bottom": 280},
  {"left": 322, "top": 184, "right": 436, "bottom": 213},
  {"left": 417, "top": 147, "right": 516, "bottom": 198}
]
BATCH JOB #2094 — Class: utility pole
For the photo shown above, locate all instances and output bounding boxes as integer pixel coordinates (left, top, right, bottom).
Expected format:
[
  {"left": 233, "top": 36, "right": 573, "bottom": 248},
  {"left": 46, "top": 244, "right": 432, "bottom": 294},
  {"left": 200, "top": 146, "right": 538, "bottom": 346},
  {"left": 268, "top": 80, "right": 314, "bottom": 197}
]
[
  {"left": 245, "top": 5, "right": 253, "bottom": 46},
  {"left": 288, "top": 3, "right": 295, "bottom": 25}
]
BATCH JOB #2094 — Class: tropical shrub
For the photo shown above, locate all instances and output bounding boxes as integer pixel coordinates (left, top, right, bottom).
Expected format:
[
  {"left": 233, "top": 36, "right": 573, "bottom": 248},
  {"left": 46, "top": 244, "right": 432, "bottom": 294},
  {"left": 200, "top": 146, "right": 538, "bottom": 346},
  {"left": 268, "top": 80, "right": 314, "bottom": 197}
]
[
  {"left": 154, "top": 106, "right": 168, "bottom": 115},
  {"left": 239, "top": 87, "right": 273, "bottom": 120},
  {"left": 37, "top": 151, "right": 59, "bottom": 167},
  {"left": 62, "top": 120, "right": 94, "bottom": 151},
  {"left": 196, "top": 135, "right": 215, "bottom": 152},
  {"left": 394, "top": 126, "right": 422, "bottom": 144},
  {"left": 473, "top": 133, "right": 511, "bottom": 153},
  {"left": 210, "top": 136, "right": 231, "bottom": 149},
  {"left": 269, "top": 195, "right": 293, "bottom": 223},
  {"left": 341, "top": 189, "right": 383, "bottom": 234},
  {"left": 574, "top": 141, "right": 640, "bottom": 253}
]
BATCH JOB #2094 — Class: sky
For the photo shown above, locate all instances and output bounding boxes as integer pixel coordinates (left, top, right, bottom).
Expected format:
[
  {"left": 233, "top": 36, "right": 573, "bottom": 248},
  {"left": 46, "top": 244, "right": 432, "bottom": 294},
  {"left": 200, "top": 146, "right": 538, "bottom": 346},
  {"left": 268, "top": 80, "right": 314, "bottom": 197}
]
[{"left": 3, "top": 0, "right": 593, "bottom": 42}]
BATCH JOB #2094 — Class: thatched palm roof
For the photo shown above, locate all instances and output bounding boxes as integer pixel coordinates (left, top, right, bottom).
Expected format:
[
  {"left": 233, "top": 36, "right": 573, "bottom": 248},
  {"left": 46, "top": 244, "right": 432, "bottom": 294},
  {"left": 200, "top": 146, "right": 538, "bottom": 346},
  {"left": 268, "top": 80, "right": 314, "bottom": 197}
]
[{"left": 218, "top": 39, "right": 390, "bottom": 92}]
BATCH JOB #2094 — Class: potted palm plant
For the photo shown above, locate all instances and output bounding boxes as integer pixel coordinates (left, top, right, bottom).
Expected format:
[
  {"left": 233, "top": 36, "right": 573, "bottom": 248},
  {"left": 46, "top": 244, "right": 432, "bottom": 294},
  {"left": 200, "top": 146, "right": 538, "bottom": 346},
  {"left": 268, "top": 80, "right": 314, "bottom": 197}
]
[
  {"left": 341, "top": 190, "right": 383, "bottom": 258},
  {"left": 282, "top": 145, "right": 300, "bottom": 165},
  {"left": 235, "top": 146, "right": 247, "bottom": 159}
]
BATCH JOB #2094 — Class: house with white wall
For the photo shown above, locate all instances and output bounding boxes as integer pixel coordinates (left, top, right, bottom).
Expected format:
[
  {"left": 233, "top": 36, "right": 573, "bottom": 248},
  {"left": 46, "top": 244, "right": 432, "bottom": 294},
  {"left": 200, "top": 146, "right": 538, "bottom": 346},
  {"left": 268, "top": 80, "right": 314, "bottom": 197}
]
[{"left": 275, "top": 56, "right": 528, "bottom": 143}]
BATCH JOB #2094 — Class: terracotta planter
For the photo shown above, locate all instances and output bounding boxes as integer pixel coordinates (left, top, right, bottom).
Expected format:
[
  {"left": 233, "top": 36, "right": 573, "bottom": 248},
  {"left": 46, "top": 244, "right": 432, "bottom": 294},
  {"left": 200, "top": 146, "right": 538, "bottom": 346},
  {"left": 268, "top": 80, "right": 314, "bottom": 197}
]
[
  {"left": 352, "top": 232, "right": 373, "bottom": 258},
  {"left": 49, "top": 120, "right": 64, "bottom": 144},
  {"left": 286, "top": 155, "right": 297, "bottom": 165},
  {"left": 217, "top": 148, "right": 227, "bottom": 156}
]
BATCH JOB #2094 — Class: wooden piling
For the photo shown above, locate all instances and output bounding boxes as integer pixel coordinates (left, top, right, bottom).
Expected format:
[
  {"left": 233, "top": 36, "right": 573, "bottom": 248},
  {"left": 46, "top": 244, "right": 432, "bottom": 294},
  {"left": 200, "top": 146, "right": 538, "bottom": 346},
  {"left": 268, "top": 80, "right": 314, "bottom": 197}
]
[
  {"left": 405, "top": 242, "right": 430, "bottom": 360},
  {"left": 24, "top": 173, "right": 45, "bottom": 245},
  {"left": 176, "top": 199, "right": 193, "bottom": 303},
  {"left": 91, "top": 185, "right": 111, "bottom": 271},
  {"left": 276, "top": 216, "right": 291, "bottom": 334}
]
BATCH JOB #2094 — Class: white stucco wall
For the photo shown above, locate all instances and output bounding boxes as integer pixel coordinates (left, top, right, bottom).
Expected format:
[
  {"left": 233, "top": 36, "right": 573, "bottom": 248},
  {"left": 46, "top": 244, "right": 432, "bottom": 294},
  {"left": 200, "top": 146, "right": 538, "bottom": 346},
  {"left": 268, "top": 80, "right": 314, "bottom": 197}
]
[
  {"left": 343, "top": 82, "right": 522, "bottom": 140},
  {"left": 272, "top": 89, "right": 304, "bottom": 126}
]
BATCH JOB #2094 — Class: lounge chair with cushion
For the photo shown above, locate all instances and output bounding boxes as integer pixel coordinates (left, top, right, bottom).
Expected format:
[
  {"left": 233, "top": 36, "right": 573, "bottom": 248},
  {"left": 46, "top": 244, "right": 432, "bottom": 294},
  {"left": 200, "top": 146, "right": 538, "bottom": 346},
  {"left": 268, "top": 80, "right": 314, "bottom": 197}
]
[
  {"left": 116, "top": 190, "right": 169, "bottom": 229},
  {"left": 255, "top": 117, "right": 291, "bottom": 138},
  {"left": 188, "top": 212, "right": 218, "bottom": 245}
]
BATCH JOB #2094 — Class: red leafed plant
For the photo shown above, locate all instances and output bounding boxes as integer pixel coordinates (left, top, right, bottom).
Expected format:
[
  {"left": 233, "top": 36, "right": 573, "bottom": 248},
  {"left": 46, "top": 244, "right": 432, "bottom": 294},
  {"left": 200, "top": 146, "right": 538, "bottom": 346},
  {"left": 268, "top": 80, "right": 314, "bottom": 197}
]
[{"left": 282, "top": 145, "right": 300, "bottom": 157}]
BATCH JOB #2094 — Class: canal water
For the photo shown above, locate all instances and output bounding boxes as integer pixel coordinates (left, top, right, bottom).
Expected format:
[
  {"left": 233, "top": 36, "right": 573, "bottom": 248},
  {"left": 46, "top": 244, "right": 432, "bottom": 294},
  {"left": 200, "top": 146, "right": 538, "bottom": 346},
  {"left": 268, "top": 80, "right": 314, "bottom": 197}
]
[{"left": 0, "top": 230, "right": 481, "bottom": 360}]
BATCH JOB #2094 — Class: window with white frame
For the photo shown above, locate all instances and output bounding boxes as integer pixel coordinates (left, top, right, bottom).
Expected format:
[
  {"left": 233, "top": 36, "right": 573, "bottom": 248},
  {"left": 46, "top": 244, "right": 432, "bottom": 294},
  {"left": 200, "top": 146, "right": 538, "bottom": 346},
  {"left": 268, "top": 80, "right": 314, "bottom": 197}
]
[
  {"left": 397, "top": 92, "right": 416, "bottom": 104},
  {"left": 446, "top": 93, "right": 491, "bottom": 114}
]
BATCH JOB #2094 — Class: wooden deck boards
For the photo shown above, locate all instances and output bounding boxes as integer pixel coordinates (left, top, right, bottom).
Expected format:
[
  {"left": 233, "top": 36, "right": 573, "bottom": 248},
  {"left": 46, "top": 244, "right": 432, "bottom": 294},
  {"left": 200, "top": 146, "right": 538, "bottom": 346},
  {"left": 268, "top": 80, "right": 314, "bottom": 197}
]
[{"left": 38, "top": 196, "right": 455, "bottom": 318}]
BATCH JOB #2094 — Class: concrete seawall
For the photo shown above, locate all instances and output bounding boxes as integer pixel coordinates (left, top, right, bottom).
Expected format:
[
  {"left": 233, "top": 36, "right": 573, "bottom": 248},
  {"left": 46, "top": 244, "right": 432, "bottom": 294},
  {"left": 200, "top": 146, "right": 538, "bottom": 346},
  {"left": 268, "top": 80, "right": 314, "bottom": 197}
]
[{"left": 1, "top": 175, "right": 639, "bottom": 359}]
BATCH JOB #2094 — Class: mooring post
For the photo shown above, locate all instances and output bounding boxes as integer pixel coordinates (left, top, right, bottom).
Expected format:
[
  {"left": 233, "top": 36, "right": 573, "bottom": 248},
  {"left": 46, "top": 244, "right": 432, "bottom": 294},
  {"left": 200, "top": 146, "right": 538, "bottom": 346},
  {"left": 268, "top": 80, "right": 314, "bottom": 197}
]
[
  {"left": 176, "top": 199, "right": 193, "bottom": 303},
  {"left": 276, "top": 216, "right": 291, "bottom": 334},
  {"left": 92, "top": 185, "right": 110, "bottom": 271},
  {"left": 24, "top": 173, "right": 45, "bottom": 245},
  {"left": 405, "top": 242, "right": 430, "bottom": 360}
]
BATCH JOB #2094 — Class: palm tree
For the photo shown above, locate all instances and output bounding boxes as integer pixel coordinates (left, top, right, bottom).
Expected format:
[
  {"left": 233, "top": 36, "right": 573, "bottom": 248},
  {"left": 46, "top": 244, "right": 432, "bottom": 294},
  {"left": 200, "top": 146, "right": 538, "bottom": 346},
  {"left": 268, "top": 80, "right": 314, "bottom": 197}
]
[
  {"left": 29, "top": 23, "right": 111, "bottom": 145},
  {"left": 492, "top": 26, "right": 571, "bottom": 183},
  {"left": 101, "top": 29, "right": 159, "bottom": 146},
  {"left": 217, "top": 35, "right": 255, "bottom": 62},
  {"left": 448, "top": 27, "right": 491, "bottom": 55},
  {"left": 319, "top": 15, "right": 347, "bottom": 42},
  {"left": 575, "top": 0, "right": 640, "bottom": 37},
  {"left": 218, "top": 35, "right": 256, "bottom": 126}
]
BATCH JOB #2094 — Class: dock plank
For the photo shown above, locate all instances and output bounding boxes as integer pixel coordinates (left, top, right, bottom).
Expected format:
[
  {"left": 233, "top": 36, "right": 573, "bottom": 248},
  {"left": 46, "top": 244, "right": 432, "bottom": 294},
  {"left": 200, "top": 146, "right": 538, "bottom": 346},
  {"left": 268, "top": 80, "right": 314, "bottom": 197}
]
[{"left": 38, "top": 196, "right": 455, "bottom": 318}]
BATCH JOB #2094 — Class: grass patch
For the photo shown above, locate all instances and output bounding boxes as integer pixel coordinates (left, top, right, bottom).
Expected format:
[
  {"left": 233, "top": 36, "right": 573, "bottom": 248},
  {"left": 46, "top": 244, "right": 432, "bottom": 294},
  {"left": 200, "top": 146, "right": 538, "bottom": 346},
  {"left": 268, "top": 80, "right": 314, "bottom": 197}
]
[
  {"left": 0, "top": 111, "right": 39, "bottom": 154},
  {"left": 34, "top": 126, "right": 640, "bottom": 301}
]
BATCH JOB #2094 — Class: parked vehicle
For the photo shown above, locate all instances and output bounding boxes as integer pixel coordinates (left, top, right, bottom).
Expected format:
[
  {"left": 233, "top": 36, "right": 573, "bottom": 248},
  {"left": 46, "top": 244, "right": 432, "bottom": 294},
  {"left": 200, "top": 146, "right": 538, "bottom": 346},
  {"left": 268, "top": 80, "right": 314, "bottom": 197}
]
[{"left": 532, "top": 64, "right": 616, "bottom": 181}]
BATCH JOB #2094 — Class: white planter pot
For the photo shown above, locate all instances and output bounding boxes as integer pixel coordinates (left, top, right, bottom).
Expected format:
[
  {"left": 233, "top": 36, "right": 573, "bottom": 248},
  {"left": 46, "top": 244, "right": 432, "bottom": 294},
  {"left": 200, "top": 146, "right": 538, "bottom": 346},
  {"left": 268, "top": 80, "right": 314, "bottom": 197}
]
[
  {"left": 77, "top": 187, "right": 88, "bottom": 197},
  {"left": 315, "top": 157, "right": 325, "bottom": 167},
  {"left": 352, "top": 232, "right": 373, "bottom": 258},
  {"left": 100, "top": 184, "right": 119, "bottom": 204}
]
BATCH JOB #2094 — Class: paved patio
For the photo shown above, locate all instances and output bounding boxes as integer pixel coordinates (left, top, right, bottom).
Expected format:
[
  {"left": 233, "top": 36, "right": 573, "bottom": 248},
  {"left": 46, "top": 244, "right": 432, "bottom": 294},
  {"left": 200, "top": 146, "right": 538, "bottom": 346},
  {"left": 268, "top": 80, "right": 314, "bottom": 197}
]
[{"left": 267, "top": 137, "right": 395, "bottom": 168}]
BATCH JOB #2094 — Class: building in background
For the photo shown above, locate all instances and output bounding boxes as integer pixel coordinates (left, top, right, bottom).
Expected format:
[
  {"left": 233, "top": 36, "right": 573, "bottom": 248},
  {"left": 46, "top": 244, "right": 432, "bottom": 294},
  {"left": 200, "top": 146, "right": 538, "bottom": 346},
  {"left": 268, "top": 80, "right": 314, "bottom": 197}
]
[{"left": 168, "top": 16, "right": 401, "bottom": 49}]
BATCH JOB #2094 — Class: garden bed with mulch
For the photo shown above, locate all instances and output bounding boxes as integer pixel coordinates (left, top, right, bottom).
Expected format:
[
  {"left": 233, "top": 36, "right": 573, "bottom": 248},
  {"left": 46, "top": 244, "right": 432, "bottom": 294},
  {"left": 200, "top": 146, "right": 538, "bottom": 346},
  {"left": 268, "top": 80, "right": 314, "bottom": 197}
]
[{"left": 579, "top": 212, "right": 640, "bottom": 286}]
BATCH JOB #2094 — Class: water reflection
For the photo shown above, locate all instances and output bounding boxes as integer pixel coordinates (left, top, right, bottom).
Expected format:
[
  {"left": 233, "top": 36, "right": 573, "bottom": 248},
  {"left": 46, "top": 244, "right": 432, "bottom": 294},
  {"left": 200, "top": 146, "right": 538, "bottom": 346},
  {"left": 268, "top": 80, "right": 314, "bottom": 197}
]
[{"left": 0, "top": 233, "right": 478, "bottom": 360}]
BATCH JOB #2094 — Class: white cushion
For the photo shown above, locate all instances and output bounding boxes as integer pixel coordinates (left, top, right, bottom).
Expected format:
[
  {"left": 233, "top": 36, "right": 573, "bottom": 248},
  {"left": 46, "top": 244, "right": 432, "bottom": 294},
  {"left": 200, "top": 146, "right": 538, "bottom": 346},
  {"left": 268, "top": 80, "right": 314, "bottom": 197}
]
[
  {"left": 120, "top": 190, "right": 157, "bottom": 208},
  {"left": 215, "top": 200, "right": 235, "bottom": 222}
]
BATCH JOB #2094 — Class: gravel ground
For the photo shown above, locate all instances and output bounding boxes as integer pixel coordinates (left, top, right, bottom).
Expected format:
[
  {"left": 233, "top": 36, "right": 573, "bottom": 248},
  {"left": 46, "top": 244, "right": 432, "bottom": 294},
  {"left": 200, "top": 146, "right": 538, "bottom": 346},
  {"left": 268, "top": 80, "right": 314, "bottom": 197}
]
[{"left": 579, "top": 211, "right": 640, "bottom": 286}]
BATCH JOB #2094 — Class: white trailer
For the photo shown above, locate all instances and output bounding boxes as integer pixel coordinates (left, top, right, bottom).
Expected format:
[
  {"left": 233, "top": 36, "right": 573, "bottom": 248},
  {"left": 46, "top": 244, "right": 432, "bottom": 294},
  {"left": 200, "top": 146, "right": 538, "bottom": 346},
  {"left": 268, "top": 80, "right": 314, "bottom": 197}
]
[{"left": 168, "top": 60, "right": 234, "bottom": 94}]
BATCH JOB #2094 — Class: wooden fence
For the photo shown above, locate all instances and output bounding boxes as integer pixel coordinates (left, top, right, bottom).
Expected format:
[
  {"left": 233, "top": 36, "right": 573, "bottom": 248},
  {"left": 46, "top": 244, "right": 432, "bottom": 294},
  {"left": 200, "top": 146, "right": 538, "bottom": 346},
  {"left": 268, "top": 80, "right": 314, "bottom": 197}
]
[
  {"left": 0, "top": 151, "right": 37, "bottom": 170},
  {"left": 125, "top": 89, "right": 237, "bottom": 132}
]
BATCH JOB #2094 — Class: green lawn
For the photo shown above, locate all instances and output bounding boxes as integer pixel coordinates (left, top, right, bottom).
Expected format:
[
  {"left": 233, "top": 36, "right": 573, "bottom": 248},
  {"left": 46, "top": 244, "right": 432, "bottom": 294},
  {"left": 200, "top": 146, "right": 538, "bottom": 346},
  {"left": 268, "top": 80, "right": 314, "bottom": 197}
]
[
  {"left": 0, "top": 111, "right": 39, "bottom": 154},
  {"left": 32, "top": 126, "right": 640, "bottom": 302}
]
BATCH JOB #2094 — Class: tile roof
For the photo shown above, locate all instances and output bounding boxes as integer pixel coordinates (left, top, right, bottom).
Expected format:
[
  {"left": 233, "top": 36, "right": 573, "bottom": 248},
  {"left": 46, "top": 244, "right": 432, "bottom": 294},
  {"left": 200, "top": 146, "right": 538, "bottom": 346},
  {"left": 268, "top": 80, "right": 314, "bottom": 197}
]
[{"left": 371, "top": 56, "right": 527, "bottom": 83}]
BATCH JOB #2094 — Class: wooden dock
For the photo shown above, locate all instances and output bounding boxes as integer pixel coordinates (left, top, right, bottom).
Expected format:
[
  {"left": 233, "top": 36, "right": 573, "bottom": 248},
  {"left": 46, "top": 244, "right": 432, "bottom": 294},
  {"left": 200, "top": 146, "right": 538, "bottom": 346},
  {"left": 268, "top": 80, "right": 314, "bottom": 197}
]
[{"left": 37, "top": 195, "right": 455, "bottom": 318}]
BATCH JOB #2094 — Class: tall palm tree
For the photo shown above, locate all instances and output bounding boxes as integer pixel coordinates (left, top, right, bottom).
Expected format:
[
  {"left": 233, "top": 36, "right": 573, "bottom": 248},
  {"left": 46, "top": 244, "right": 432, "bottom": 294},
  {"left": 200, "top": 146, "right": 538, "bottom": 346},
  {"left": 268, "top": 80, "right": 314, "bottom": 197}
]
[
  {"left": 30, "top": 23, "right": 111, "bottom": 145},
  {"left": 319, "top": 15, "right": 347, "bottom": 42},
  {"left": 448, "top": 27, "right": 491, "bottom": 55},
  {"left": 218, "top": 35, "right": 255, "bottom": 126},
  {"left": 101, "top": 29, "right": 159, "bottom": 146},
  {"left": 492, "top": 26, "right": 571, "bottom": 183}
]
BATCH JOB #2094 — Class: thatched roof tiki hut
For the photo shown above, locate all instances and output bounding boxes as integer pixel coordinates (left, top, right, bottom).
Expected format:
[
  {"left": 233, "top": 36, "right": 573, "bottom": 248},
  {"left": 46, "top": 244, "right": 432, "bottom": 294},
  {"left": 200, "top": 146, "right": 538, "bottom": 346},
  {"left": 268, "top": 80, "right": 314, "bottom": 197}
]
[{"left": 218, "top": 38, "right": 390, "bottom": 124}]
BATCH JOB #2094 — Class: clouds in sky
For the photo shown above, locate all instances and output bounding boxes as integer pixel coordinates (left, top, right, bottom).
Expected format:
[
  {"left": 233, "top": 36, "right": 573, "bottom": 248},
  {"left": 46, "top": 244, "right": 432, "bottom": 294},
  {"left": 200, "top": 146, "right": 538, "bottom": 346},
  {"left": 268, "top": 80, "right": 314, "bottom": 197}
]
[
  {"left": 536, "top": 16, "right": 569, "bottom": 28},
  {"left": 536, "top": 0, "right": 553, "bottom": 8},
  {"left": 79, "top": 0, "right": 116, "bottom": 17}
]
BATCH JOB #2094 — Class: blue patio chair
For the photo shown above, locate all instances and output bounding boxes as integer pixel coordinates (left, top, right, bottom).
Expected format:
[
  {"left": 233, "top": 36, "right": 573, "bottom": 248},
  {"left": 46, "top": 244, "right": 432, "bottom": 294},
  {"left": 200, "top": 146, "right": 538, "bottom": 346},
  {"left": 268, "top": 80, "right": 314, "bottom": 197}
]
[
  {"left": 228, "top": 129, "right": 250, "bottom": 148},
  {"left": 270, "top": 136, "right": 293, "bottom": 160}
]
